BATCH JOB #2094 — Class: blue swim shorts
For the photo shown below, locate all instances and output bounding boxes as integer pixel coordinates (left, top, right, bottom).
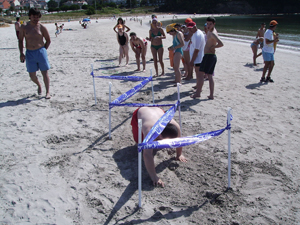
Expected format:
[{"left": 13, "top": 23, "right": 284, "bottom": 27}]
[
  {"left": 262, "top": 51, "right": 274, "bottom": 62},
  {"left": 26, "top": 47, "right": 50, "bottom": 73}
]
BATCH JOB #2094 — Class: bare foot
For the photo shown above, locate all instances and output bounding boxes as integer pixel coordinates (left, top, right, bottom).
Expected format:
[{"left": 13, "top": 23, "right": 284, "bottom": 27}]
[
  {"left": 207, "top": 96, "right": 214, "bottom": 100},
  {"left": 192, "top": 85, "right": 197, "bottom": 89},
  {"left": 159, "top": 72, "right": 164, "bottom": 77},
  {"left": 134, "top": 68, "right": 140, "bottom": 71},
  {"left": 183, "top": 76, "right": 192, "bottom": 81},
  {"left": 45, "top": 93, "right": 51, "bottom": 99},
  {"left": 38, "top": 86, "right": 42, "bottom": 95},
  {"left": 153, "top": 74, "right": 158, "bottom": 77},
  {"left": 190, "top": 93, "right": 201, "bottom": 99}
]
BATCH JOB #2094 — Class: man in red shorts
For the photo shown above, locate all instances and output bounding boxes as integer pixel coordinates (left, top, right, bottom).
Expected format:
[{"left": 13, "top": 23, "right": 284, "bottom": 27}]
[{"left": 131, "top": 107, "right": 187, "bottom": 187}]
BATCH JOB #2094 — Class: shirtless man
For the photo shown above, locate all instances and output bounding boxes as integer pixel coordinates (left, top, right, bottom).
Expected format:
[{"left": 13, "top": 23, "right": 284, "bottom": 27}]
[
  {"left": 131, "top": 107, "right": 187, "bottom": 187},
  {"left": 130, "top": 32, "right": 147, "bottom": 71},
  {"left": 15, "top": 17, "right": 21, "bottom": 39},
  {"left": 193, "top": 16, "right": 223, "bottom": 100},
  {"left": 19, "top": 8, "right": 51, "bottom": 99},
  {"left": 256, "top": 23, "right": 265, "bottom": 48}
]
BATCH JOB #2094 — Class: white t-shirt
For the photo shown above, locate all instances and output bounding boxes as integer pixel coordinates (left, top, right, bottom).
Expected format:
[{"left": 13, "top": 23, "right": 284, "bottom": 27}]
[
  {"left": 189, "top": 29, "right": 205, "bottom": 64},
  {"left": 263, "top": 29, "right": 274, "bottom": 53}
]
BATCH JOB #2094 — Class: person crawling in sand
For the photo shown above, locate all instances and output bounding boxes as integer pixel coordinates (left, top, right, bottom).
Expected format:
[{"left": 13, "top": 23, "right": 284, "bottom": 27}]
[
  {"left": 131, "top": 107, "right": 187, "bottom": 187},
  {"left": 19, "top": 8, "right": 51, "bottom": 99}
]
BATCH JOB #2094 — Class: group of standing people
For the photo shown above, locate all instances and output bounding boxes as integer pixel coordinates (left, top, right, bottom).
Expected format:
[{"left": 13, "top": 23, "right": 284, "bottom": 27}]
[
  {"left": 166, "top": 17, "right": 223, "bottom": 100},
  {"left": 115, "top": 15, "right": 224, "bottom": 100}
]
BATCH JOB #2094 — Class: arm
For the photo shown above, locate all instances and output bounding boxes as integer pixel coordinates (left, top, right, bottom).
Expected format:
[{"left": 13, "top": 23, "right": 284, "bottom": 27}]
[
  {"left": 158, "top": 28, "right": 166, "bottom": 40},
  {"left": 146, "top": 30, "right": 152, "bottom": 41},
  {"left": 190, "top": 48, "right": 199, "bottom": 65},
  {"left": 130, "top": 40, "right": 136, "bottom": 53},
  {"left": 125, "top": 33, "right": 129, "bottom": 46},
  {"left": 143, "top": 148, "right": 164, "bottom": 187},
  {"left": 116, "top": 33, "right": 120, "bottom": 45},
  {"left": 171, "top": 119, "right": 187, "bottom": 162},
  {"left": 213, "top": 32, "right": 223, "bottom": 49},
  {"left": 41, "top": 25, "right": 51, "bottom": 50},
  {"left": 18, "top": 25, "right": 25, "bottom": 63},
  {"left": 175, "top": 32, "right": 184, "bottom": 49},
  {"left": 265, "top": 37, "right": 279, "bottom": 44},
  {"left": 113, "top": 24, "right": 118, "bottom": 33},
  {"left": 124, "top": 24, "right": 130, "bottom": 32}
]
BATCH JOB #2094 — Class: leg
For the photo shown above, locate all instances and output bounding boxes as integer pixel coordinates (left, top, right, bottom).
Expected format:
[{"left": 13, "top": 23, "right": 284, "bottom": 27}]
[
  {"left": 41, "top": 70, "right": 50, "bottom": 99},
  {"left": 29, "top": 72, "right": 42, "bottom": 95},
  {"left": 266, "top": 61, "right": 274, "bottom": 78},
  {"left": 261, "top": 61, "right": 271, "bottom": 80},
  {"left": 251, "top": 45, "right": 257, "bottom": 65},
  {"left": 151, "top": 47, "right": 158, "bottom": 76},
  {"left": 173, "top": 52, "right": 182, "bottom": 83},
  {"left": 123, "top": 45, "right": 129, "bottom": 66},
  {"left": 191, "top": 66, "right": 204, "bottom": 98},
  {"left": 207, "top": 74, "right": 214, "bottom": 100},
  {"left": 135, "top": 48, "right": 141, "bottom": 71},
  {"left": 119, "top": 45, "right": 123, "bottom": 66},
  {"left": 142, "top": 47, "right": 147, "bottom": 71},
  {"left": 157, "top": 47, "right": 164, "bottom": 76}
]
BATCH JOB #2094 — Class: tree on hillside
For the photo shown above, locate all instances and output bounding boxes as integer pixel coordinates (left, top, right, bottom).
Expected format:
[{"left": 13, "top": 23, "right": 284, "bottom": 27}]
[{"left": 47, "top": 0, "right": 58, "bottom": 9}]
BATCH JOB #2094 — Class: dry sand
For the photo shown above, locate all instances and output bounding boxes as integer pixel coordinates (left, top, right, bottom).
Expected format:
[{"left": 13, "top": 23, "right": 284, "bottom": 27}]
[{"left": 0, "top": 14, "right": 300, "bottom": 224}]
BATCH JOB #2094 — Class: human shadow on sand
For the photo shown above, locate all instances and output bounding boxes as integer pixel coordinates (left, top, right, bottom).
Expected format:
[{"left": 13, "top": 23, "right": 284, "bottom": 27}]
[
  {"left": 245, "top": 82, "right": 268, "bottom": 90},
  {"left": 103, "top": 146, "right": 177, "bottom": 225},
  {"left": 0, "top": 95, "right": 38, "bottom": 108},
  {"left": 116, "top": 202, "right": 208, "bottom": 224}
]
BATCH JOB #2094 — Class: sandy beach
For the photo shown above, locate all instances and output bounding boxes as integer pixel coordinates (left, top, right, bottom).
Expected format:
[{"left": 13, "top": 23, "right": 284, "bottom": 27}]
[{"left": 0, "top": 14, "right": 300, "bottom": 224}]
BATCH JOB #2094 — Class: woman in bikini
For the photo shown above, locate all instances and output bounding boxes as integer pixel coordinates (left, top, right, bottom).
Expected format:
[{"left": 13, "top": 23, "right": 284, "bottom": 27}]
[
  {"left": 251, "top": 37, "right": 263, "bottom": 66},
  {"left": 116, "top": 25, "right": 129, "bottom": 66},
  {"left": 167, "top": 24, "right": 184, "bottom": 84},
  {"left": 146, "top": 18, "right": 166, "bottom": 77}
]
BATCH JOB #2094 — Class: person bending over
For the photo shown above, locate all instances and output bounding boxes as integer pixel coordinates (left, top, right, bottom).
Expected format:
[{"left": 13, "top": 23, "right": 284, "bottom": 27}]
[{"left": 130, "top": 32, "right": 148, "bottom": 72}]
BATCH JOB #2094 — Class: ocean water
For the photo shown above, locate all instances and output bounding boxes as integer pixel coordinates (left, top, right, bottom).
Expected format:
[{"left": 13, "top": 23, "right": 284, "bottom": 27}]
[{"left": 165, "top": 14, "right": 300, "bottom": 51}]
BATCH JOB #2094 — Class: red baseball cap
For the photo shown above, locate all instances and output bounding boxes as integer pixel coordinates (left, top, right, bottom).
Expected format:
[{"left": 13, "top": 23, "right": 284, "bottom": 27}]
[{"left": 186, "top": 21, "right": 196, "bottom": 28}]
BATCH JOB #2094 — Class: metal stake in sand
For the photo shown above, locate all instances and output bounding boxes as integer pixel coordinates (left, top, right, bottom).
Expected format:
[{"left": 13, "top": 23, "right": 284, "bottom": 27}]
[
  {"left": 150, "top": 68, "right": 155, "bottom": 103},
  {"left": 108, "top": 82, "right": 112, "bottom": 140},
  {"left": 227, "top": 107, "right": 232, "bottom": 189},
  {"left": 91, "top": 64, "right": 97, "bottom": 105},
  {"left": 177, "top": 83, "right": 182, "bottom": 135},
  {"left": 138, "top": 119, "right": 142, "bottom": 208}
]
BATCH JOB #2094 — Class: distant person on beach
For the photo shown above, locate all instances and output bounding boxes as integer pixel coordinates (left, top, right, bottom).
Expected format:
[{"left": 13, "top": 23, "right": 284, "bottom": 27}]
[
  {"left": 167, "top": 23, "right": 184, "bottom": 84},
  {"left": 116, "top": 24, "right": 129, "bottom": 66},
  {"left": 130, "top": 32, "right": 148, "bottom": 71},
  {"left": 251, "top": 37, "right": 264, "bottom": 65},
  {"left": 260, "top": 20, "right": 279, "bottom": 83},
  {"left": 186, "top": 21, "right": 205, "bottom": 98},
  {"left": 256, "top": 23, "right": 266, "bottom": 48},
  {"left": 146, "top": 18, "right": 166, "bottom": 77},
  {"left": 15, "top": 17, "right": 21, "bottom": 39},
  {"left": 113, "top": 17, "right": 130, "bottom": 33},
  {"left": 191, "top": 16, "right": 223, "bottom": 100},
  {"left": 131, "top": 107, "right": 187, "bottom": 187},
  {"left": 18, "top": 8, "right": 51, "bottom": 99},
  {"left": 55, "top": 23, "right": 60, "bottom": 37},
  {"left": 59, "top": 24, "right": 64, "bottom": 33}
]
